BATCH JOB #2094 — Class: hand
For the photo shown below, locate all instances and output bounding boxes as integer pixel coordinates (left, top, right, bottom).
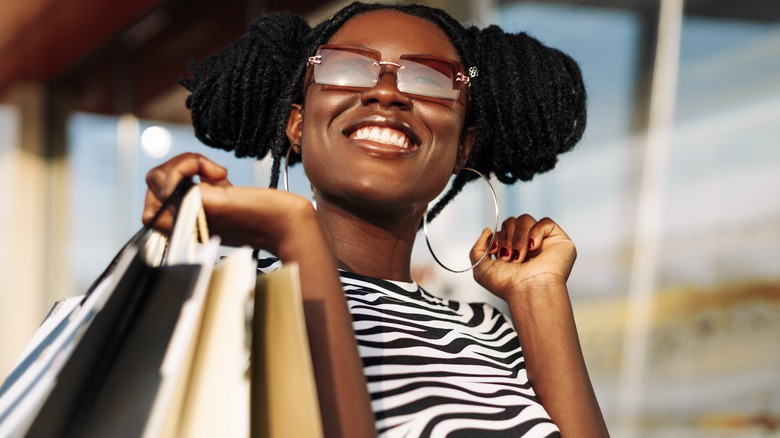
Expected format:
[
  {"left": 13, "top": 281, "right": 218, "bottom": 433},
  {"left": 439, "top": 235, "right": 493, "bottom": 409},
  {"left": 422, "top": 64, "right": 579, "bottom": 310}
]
[
  {"left": 469, "top": 215, "right": 576, "bottom": 301},
  {"left": 142, "top": 153, "right": 316, "bottom": 254},
  {"left": 143, "top": 152, "right": 232, "bottom": 232},
  {"left": 471, "top": 216, "right": 609, "bottom": 437}
]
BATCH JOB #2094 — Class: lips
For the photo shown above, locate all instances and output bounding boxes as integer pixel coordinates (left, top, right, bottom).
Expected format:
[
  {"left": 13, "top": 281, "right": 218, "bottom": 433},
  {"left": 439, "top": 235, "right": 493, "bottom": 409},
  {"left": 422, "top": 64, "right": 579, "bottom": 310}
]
[{"left": 343, "top": 116, "right": 421, "bottom": 151}]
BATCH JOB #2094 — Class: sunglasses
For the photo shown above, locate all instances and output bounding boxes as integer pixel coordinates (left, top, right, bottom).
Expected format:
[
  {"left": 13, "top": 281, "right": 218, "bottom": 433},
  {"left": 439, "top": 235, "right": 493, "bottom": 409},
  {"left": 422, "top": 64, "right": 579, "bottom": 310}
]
[{"left": 306, "top": 44, "right": 474, "bottom": 102}]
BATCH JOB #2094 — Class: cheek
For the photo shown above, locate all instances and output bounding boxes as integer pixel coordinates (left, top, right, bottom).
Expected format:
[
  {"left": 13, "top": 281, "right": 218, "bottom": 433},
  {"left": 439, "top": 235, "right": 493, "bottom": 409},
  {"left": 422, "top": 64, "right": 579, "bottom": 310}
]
[
  {"left": 419, "top": 101, "right": 467, "bottom": 138},
  {"left": 296, "top": 97, "right": 345, "bottom": 191},
  {"left": 300, "top": 92, "right": 354, "bottom": 147},
  {"left": 412, "top": 111, "right": 468, "bottom": 202},
  {"left": 418, "top": 104, "right": 468, "bottom": 164}
]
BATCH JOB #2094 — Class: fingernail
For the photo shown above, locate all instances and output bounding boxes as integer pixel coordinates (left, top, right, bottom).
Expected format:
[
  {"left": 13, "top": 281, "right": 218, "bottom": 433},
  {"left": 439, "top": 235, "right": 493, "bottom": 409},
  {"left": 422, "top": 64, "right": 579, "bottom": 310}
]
[
  {"left": 490, "top": 241, "right": 497, "bottom": 251},
  {"left": 510, "top": 249, "right": 520, "bottom": 261},
  {"left": 499, "top": 247, "right": 509, "bottom": 258},
  {"left": 528, "top": 238, "right": 535, "bottom": 249}
]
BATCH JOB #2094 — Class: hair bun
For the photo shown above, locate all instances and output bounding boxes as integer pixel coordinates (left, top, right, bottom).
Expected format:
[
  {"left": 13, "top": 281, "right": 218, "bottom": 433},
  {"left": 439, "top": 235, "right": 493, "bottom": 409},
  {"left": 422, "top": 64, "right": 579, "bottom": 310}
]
[
  {"left": 468, "top": 25, "right": 587, "bottom": 184},
  {"left": 181, "top": 12, "right": 311, "bottom": 158}
]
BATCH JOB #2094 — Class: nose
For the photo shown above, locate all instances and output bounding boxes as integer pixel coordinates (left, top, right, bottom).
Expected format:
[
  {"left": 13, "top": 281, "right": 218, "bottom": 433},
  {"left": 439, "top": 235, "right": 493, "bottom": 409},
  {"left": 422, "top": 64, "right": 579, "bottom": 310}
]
[{"left": 360, "top": 62, "right": 413, "bottom": 108}]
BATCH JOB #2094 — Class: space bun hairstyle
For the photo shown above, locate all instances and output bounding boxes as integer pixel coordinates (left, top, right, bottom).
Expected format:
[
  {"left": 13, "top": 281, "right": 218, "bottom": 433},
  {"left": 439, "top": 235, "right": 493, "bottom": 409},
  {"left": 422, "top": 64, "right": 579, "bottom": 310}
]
[{"left": 181, "top": 1, "right": 586, "bottom": 219}]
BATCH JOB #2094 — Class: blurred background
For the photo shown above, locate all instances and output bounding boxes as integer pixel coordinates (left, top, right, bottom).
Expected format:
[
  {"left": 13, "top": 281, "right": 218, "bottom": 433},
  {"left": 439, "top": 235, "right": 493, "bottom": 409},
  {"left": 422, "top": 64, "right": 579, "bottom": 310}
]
[{"left": 1, "top": 0, "right": 778, "bottom": 436}]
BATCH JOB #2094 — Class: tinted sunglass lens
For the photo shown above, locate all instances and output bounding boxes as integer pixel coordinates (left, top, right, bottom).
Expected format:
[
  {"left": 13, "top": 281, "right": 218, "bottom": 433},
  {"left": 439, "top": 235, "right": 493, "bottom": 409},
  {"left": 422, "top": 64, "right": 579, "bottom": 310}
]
[
  {"left": 398, "top": 58, "right": 459, "bottom": 100},
  {"left": 311, "top": 47, "right": 463, "bottom": 101},
  {"left": 314, "top": 48, "right": 378, "bottom": 88}
]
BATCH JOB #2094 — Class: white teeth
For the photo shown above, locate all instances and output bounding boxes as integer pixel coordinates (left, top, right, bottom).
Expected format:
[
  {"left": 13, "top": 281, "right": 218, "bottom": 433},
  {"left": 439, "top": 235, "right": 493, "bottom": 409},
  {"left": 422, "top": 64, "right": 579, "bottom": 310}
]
[{"left": 351, "top": 126, "right": 411, "bottom": 148}]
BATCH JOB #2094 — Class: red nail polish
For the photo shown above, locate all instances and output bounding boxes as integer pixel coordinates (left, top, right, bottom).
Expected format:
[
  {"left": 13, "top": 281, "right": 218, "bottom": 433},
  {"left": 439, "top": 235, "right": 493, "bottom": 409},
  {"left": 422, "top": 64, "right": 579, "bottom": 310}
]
[
  {"left": 510, "top": 249, "right": 520, "bottom": 261},
  {"left": 490, "top": 241, "right": 497, "bottom": 251},
  {"left": 528, "top": 238, "right": 535, "bottom": 249},
  {"left": 499, "top": 247, "right": 509, "bottom": 258}
]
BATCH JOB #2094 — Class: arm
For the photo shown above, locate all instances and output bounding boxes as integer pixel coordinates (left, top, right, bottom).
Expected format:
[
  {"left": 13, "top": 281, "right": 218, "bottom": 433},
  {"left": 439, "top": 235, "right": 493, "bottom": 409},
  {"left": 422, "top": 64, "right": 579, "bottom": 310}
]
[
  {"left": 144, "top": 153, "right": 376, "bottom": 438},
  {"left": 470, "top": 216, "right": 609, "bottom": 438}
]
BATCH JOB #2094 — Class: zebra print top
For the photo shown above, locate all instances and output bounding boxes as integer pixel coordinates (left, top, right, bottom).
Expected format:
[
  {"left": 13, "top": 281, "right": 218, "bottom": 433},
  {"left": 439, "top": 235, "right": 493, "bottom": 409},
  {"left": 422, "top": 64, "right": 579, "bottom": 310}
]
[{"left": 258, "top": 259, "right": 560, "bottom": 437}]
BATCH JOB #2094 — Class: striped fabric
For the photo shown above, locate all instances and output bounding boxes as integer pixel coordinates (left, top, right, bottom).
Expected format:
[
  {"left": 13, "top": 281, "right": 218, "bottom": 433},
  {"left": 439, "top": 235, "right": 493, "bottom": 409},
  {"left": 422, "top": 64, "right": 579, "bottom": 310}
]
[{"left": 258, "top": 259, "right": 559, "bottom": 437}]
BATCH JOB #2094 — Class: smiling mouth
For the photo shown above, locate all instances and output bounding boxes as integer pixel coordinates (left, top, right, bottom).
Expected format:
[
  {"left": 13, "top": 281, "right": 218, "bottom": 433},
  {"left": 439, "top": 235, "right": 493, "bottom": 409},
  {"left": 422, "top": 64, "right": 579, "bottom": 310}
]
[{"left": 348, "top": 126, "right": 413, "bottom": 149}]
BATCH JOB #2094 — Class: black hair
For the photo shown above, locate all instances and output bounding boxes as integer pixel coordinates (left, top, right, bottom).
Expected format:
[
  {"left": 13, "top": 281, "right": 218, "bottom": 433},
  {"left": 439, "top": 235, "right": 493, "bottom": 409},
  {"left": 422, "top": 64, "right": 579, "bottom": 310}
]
[{"left": 180, "top": 1, "right": 586, "bottom": 221}]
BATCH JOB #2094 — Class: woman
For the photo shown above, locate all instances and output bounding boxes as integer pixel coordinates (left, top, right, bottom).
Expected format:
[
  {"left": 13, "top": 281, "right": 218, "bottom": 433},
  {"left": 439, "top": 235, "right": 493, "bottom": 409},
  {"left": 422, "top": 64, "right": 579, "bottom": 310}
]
[{"left": 144, "top": 2, "right": 609, "bottom": 437}]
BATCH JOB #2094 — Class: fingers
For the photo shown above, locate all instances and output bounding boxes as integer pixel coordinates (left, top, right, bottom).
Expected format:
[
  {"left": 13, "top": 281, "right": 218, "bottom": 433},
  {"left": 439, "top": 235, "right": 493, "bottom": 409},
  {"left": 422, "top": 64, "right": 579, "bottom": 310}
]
[
  {"left": 142, "top": 153, "right": 230, "bottom": 231},
  {"left": 486, "top": 215, "right": 570, "bottom": 264},
  {"left": 146, "top": 153, "right": 229, "bottom": 201},
  {"left": 490, "top": 214, "right": 536, "bottom": 262},
  {"left": 527, "top": 218, "right": 549, "bottom": 253}
]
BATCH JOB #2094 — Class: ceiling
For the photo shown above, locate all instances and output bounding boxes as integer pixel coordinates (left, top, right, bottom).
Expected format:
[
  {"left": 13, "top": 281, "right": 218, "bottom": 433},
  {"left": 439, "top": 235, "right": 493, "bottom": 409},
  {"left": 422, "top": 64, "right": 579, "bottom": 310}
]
[
  {"left": 544, "top": 0, "right": 780, "bottom": 22},
  {"left": 1, "top": 0, "right": 778, "bottom": 122},
  {"left": 0, "top": 0, "right": 331, "bottom": 121},
  {"left": 0, "top": 0, "right": 164, "bottom": 94}
]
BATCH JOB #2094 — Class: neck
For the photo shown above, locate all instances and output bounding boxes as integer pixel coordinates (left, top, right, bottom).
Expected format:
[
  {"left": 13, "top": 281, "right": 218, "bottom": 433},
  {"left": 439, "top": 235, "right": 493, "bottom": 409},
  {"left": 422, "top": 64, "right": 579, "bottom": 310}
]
[{"left": 315, "top": 196, "right": 423, "bottom": 283}]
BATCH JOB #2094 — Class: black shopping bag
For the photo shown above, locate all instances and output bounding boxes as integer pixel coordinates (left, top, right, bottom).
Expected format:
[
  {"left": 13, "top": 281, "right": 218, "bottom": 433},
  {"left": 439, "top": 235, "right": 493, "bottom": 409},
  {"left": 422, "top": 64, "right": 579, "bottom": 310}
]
[{"left": 0, "top": 179, "right": 214, "bottom": 438}]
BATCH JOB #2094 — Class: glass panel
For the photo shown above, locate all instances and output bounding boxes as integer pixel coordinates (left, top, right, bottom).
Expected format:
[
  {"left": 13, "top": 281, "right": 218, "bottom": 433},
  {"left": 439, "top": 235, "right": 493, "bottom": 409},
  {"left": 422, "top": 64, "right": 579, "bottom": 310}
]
[
  {"left": 644, "top": 16, "right": 780, "bottom": 435},
  {"left": 66, "top": 113, "right": 266, "bottom": 291}
]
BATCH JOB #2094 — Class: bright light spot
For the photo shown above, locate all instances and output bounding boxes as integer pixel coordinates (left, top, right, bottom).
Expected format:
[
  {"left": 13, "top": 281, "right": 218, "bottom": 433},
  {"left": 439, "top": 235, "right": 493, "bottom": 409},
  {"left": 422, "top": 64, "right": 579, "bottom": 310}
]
[{"left": 141, "top": 126, "right": 171, "bottom": 158}]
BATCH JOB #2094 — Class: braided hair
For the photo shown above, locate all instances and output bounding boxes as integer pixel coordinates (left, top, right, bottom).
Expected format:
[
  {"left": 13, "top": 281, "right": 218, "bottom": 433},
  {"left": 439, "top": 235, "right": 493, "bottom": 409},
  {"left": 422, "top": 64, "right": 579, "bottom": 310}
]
[{"left": 180, "top": 1, "right": 587, "bottom": 220}]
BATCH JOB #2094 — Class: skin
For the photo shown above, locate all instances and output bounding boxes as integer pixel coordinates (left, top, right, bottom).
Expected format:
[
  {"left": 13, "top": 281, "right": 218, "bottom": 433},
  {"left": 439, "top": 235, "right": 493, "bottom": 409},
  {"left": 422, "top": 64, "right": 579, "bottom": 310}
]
[
  {"left": 287, "top": 11, "right": 473, "bottom": 282},
  {"left": 144, "top": 9, "right": 609, "bottom": 438}
]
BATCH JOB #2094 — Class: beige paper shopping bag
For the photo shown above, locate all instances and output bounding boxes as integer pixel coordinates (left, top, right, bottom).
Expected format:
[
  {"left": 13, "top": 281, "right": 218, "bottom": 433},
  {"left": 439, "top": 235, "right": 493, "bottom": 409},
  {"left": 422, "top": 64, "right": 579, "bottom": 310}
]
[
  {"left": 252, "top": 263, "right": 324, "bottom": 438},
  {"left": 171, "top": 247, "right": 256, "bottom": 438}
]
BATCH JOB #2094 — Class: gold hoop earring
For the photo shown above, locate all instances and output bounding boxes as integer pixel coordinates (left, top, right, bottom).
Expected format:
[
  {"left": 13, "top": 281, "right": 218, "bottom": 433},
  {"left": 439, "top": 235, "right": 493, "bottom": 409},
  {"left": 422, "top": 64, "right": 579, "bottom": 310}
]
[
  {"left": 423, "top": 168, "right": 499, "bottom": 273},
  {"left": 284, "top": 145, "right": 297, "bottom": 192}
]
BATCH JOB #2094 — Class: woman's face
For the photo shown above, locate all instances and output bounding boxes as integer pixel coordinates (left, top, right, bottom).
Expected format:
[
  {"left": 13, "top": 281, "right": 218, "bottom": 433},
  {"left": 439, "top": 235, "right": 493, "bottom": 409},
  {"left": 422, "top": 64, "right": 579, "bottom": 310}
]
[{"left": 288, "top": 10, "right": 473, "bottom": 215}]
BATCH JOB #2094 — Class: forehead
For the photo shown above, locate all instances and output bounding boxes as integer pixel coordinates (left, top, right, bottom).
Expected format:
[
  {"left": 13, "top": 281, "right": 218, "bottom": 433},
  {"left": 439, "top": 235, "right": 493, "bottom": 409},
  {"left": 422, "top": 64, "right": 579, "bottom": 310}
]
[{"left": 326, "top": 10, "right": 460, "bottom": 62}]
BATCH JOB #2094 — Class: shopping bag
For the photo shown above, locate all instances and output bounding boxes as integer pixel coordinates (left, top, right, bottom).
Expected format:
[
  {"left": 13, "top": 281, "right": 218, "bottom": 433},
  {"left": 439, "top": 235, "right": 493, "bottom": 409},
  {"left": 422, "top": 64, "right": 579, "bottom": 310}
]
[
  {"left": 0, "top": 296, "right": 82, "bottom": 401},
  {"left": 72, "top": 261, "right": 216, "bottom": 437},
  {"left": 251, "top": 263, "right": 324, "bottom": 438},
  {"left": 145, "top": 246, "right": 257, "bottom": 438},
  {"left": 146, "top": 255, "right": 324, "bottom": 438},
  {"left": 0, "top": 244, "right": 143, "bottom": 437},
  {"left": 0, "top": 179, "right": 216, "bottom": 437},
  {"left": 1, "top": 177, "right": 324, "bottom": 438},
  {"left": 63, "top": 181, "right": 218, "bottom": 438}
]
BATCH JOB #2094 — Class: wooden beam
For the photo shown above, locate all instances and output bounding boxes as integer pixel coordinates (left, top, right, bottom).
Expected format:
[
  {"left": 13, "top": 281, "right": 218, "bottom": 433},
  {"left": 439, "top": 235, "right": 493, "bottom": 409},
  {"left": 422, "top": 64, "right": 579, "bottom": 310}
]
[{"left": 0, "top": 0, "right": 164, "bottom": 94}]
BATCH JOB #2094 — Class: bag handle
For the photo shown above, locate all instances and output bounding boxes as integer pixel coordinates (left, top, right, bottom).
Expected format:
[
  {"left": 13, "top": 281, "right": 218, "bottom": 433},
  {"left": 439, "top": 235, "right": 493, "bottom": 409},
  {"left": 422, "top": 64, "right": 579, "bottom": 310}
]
[
  {"left": 83, "top": 178, "right": 207, "bottom": 299},
  {"left": 163, "top": 181, "right": 210, "bottom": 265}
]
